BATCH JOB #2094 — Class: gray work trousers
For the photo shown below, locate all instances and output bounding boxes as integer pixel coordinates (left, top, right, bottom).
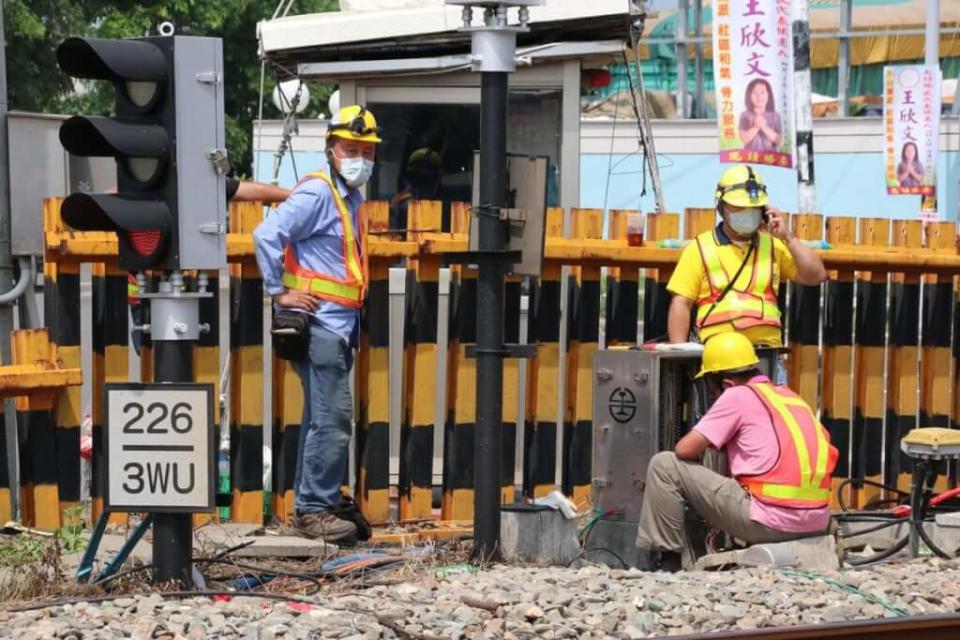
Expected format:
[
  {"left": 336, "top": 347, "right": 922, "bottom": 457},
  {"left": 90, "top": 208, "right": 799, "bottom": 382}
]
[{"left": 636, "top": 451, "right": 809, "bottom": 564}]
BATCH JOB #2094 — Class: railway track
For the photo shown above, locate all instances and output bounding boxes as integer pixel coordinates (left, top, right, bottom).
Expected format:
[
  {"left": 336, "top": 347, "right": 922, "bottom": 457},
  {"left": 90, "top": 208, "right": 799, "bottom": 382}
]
[{"left": 672, "top": 613, "right": 960, "bottom": 639}]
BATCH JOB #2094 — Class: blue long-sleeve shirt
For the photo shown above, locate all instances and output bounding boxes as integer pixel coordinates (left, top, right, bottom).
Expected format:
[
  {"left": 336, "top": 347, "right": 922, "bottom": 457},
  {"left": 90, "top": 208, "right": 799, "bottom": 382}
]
[{"left": 253, "top": 172, "right": 364, "bottom": 346}]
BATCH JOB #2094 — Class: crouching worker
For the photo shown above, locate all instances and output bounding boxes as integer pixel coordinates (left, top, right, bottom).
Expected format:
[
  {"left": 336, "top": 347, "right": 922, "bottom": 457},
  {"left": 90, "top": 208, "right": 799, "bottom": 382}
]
[
  {"left": 636, "top": 332, "right": 838, "bottom": 571},
  {"left": 253, "top": 105, "right": 381, "bottom": 544}
]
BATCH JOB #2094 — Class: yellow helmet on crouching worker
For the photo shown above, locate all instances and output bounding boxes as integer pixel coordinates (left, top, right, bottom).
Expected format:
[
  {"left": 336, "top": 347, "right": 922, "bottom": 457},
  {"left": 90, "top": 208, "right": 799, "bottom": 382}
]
[
  {"left": 696, "top": 331, "right": 760, "bottom": 379},
  {"left": 714, "top": 165, "right": 769, "bottom": 208},
  {"left": 327, "top": 105, "right": 382, "bottom": 144}
]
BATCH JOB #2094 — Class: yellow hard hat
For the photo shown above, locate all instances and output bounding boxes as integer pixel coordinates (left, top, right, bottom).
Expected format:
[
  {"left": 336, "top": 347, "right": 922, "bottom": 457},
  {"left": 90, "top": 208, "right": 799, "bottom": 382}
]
[
  {"left": 327, "top": 105, "right": 382, "bottom": 143},
  {"left": 715, "top": 165, "right": 769, "bottom": 208},
  {"left": 696, "top": 331, "right": 760, "bottom": 378}
]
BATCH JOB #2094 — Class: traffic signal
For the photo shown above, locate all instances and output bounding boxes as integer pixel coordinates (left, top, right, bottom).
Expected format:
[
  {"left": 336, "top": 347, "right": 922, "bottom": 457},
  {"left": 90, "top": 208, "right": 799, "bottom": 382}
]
[{"left": 56, "top": 36, "right": 226, "bottom": 271}]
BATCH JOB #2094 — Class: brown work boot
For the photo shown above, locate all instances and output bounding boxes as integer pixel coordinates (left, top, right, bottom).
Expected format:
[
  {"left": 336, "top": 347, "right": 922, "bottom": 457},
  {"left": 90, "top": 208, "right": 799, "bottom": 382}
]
[{"left": 294, "top": 510, "right": 358, "bottom": 544}]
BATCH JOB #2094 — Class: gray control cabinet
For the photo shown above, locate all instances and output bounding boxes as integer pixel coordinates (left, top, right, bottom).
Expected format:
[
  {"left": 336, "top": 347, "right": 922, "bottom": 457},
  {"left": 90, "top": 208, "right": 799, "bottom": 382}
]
[{"left": 588, "top": 347, "right": 778, "bottom": 567}]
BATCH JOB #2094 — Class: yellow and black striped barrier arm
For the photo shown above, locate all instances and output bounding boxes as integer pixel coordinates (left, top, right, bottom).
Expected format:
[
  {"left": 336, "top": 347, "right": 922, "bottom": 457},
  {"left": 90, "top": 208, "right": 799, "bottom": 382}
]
[
  {"left": 229, "top": 202, "right": 265, "bottom": 523},
  {"left": 605, "top": 210, "right": 640, "bottom": 347},
  {"left": 501, "top": 273, "right": 522, "bottom": 503},
  {"left": 400, "top": 200, "right": 441, "bottom": 521},
  {"left": 822, "top": 218, "right": 856, "bottom": 509},
  {"left": 853, "top": 218, "right": 889, "bottom": 508},
  {"left": 886, "top": 220, "right": 922, "bottom": 496},
  {"left": 442, "top": 202, "right": 477, "bottom": 520},
  {"left": 919, "top": 221, "right": 955, "bottom": 492},
  {"left": 91, "top": 260, "right": 130, "bottom": 525},
  {"left": 563, "top": 208, "right": 602, "bottom": 508},
  {"left": 788, "top": 214, "right": 823, "bottom": 403},
  {"left": 643, "top": 213, "right": 679, "bottom": 342},
  {"left": 522, "top": 208, "right": 564, "bottom": 499},
  {"left": 355, "top": 201, "right": 391, "bottom": 524}
]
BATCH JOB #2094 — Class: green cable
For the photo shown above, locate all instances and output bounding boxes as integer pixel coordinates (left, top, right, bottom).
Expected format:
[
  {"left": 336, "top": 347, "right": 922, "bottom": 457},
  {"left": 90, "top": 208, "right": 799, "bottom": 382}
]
[
  {"left": 578, "top": 507, "right": 605, "bottom": 538},
  {"left": 778, "top": 568, "right": 908, "bottom": 618}
]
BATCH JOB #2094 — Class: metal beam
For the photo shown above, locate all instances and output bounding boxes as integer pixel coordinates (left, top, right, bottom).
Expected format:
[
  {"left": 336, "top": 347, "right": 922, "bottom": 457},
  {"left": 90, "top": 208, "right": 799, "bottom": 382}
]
[
  {"left": 675, "top": 0, "right": 688, "bottom": 118},
  {"left": 837, "top": 0, "right": 852, "bottom": 117}
]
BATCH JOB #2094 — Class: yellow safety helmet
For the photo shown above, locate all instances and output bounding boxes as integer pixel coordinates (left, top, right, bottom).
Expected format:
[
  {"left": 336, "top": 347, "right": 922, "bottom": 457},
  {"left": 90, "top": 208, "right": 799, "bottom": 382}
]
[
  {"left": 696, "top": 331, "right": 760, "bottom": 379},
  {"left": 327, "top": 105, "right": 382, "bottom": 144},
  {"left": 714, "top": 165, "right": 769, "bottom": 208}
]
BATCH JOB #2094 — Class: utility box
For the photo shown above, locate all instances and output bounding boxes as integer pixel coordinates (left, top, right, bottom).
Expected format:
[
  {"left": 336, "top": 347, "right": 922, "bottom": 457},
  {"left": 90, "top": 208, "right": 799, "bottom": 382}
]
[
  {"left": 470, "top": 153, "right": 548, "bottom": 276},
  {"left": 8, "top": 112, "right": 115, "bottom": 256},
  {"left": 587, "top": 346, "right": 779, "bottom": 566}
]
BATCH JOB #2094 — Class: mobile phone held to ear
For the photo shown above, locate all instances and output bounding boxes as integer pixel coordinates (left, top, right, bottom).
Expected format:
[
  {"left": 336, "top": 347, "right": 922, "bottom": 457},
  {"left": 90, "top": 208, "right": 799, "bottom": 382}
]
[{"left": 761, "top": 206, "right": 769, "bottom": 224}]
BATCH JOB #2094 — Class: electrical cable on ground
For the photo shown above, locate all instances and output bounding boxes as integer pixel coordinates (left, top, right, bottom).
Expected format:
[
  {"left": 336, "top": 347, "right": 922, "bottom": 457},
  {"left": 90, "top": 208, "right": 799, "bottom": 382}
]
[{"left": 779, "top": 569, "right": 909, "bottom": 617}]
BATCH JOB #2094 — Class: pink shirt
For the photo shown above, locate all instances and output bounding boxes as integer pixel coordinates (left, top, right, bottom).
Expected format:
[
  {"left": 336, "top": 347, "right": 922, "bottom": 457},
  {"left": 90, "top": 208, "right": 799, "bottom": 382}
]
[{"left": 693, "top": 375, "right": 831, "bottom": 533}]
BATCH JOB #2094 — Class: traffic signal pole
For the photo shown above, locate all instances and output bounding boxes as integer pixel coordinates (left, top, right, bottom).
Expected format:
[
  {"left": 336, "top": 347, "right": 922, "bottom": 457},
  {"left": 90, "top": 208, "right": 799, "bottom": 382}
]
[{"left": 143, "top": 270, "right": 210, "bottom": 584}]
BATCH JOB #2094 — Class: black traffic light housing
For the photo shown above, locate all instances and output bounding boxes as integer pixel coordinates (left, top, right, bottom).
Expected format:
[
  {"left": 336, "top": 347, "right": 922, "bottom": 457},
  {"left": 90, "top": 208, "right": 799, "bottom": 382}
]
[{"left": 57, "top": 36, "right": 225, "bottom": 271}]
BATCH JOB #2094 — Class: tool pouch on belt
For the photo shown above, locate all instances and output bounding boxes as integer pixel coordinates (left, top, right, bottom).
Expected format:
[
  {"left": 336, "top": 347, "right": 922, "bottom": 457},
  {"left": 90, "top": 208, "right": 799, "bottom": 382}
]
[{"left": 271, "top": 310, "right": 310, "bottom": 362}]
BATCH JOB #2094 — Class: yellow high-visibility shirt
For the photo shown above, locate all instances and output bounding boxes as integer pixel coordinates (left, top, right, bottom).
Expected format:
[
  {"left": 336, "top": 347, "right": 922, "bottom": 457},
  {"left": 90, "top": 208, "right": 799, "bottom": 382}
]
[{"left": 667, "top": 225, "right": 798, "bottom": 346}]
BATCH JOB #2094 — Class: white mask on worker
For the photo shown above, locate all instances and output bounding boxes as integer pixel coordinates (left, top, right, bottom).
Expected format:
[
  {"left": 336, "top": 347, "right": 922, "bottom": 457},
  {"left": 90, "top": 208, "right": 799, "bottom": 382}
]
[
  {"left": 338, "top": 157, "right": 374, "bottom": 187},
  {"left": 727, "top": 208, "right": 763, "bottom": 236}
]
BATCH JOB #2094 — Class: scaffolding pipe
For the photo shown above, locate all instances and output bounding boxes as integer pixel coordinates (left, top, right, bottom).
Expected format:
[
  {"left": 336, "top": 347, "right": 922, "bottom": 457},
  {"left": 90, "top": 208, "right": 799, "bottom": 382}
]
[
  {"left": 837, "top": 0, "right": 852, "bottom": 117},
  {"left": 675, "top": 0, "right": 688, "bottom": 119},
  {"left": 693, "top": 0, "right": 704, "bottom": 119}
]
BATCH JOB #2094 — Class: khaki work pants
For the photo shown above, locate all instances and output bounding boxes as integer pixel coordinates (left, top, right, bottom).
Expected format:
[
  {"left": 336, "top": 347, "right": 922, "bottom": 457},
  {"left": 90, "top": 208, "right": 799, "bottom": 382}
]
[{"left": 636, "top": 451, "right": 808, "bottom": 564}]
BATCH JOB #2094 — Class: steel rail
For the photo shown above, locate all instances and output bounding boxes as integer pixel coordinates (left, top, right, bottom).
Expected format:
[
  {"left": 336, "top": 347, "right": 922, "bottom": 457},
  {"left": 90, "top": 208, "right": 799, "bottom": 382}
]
[{"left": 669, "top": 613, "right": 960, "bottom": 640}]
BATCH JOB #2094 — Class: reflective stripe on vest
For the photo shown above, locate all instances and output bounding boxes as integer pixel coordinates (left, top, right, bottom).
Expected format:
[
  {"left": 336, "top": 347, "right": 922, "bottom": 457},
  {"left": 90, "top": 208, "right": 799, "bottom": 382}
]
[
  {"left": 127, "top": 274, "right": 140, "bottom": 303},
  {"left": 281, "top": 171, "right": 367, "bottom": 309},
  {"left": 738, "top": 382, "right": 838, "bottom": 509},
  {"left": 694, "top": 230, "right": 781, "bottom": 331}
]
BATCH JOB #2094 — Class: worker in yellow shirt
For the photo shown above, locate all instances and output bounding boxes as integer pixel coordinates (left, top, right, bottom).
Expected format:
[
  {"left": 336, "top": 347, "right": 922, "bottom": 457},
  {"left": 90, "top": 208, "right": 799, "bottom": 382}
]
[{"left": 666, "top": 165, "right": 826, "bottom": 371}]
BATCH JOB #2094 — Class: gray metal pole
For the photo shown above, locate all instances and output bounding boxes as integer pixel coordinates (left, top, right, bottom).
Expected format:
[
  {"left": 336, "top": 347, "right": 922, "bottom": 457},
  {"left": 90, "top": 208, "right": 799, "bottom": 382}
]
[
  {"left": 0, "top": 0, "right": 17, "bottom": 519},
  {"left": 693, "top": 0, "right": 704, "bottom": 119},
  {"left": 837, "top": 0, "right": 852, "bottom": 117},
  {"left": 794, "top": 0, "right": 816, "bottom": 213},
  {"left": 925, "top": 0, "right": 939, "bottom": 67},
  {"left": 675, "top": 0, "right": 688, "bottom": 119}
]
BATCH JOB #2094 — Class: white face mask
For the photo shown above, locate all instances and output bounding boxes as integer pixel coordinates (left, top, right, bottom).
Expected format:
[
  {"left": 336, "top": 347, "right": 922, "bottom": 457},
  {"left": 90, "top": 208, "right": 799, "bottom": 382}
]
[
  {"left": 727, "top": 208, "right": 763, "bottom": 236},
  {"left": 337, "top": 157, "right": 375, "bottom": 187}
]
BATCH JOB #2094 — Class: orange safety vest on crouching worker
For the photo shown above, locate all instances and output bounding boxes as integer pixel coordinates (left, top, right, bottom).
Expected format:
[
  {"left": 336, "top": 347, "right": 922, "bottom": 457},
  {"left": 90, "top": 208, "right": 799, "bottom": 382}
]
[
  {"left": 739, "top": 382, "right": 838, "bottom": 509},
  {"left": 281, "top": 171, "right": 368, "bottom": 309},
  {"left": 694, "top": 229, "right": 781, "bottom": 331}
]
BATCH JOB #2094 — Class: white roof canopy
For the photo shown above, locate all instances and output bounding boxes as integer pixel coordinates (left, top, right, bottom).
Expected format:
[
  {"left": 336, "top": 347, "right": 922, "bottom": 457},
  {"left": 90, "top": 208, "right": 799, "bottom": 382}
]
[{"left": 259, "top": 0, "right": 632, "bottom": 75}]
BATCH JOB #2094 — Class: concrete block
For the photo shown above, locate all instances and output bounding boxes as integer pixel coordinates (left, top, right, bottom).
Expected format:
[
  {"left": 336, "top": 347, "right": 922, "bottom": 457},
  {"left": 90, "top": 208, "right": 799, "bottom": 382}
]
[
  {"left": 934, "top": 512, "right": 960, "bottom": 557},
  {"left": 500, "top": 505, "right": 579, "bottom": 566},
  {"left": 230, "top": 535, "right": 338, "bottom": 558},
  {"left": 694, "top": 535, "right": 839, "bottom": 572},
  {"left": 194, "top": 523, "right": 263, "bottom": 551}
]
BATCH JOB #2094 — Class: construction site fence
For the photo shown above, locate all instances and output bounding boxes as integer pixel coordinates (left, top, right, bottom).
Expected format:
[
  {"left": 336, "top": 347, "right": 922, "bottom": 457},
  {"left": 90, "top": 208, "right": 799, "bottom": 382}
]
[{"left": 9, "top": 198, "right": 960, "bottom": 529}]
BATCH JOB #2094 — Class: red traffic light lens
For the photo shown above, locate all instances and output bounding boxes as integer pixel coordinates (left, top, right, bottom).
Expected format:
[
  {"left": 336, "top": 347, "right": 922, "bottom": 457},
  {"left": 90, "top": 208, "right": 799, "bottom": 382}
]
[{"left": 128, "top": 230, "right": 164, "bottom": 257}]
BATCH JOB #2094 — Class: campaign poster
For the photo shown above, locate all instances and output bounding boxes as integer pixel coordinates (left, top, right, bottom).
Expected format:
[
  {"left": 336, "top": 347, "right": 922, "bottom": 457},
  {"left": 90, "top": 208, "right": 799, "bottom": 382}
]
[
  {"left": 713, "top": 0, "right": 795, "bottom": 169},
  {"left": 884, "top": 64, "right": 940, "bottom": 197}
]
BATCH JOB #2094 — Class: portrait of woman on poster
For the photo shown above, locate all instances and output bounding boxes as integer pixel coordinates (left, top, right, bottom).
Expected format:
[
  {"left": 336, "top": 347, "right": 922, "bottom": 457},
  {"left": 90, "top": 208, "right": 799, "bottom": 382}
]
[
  {"left": 738, "top": 78, "right": 783, "bottom": 152},
  {"left": 897, "top": 142, "right": 924, "bottom": 188}
]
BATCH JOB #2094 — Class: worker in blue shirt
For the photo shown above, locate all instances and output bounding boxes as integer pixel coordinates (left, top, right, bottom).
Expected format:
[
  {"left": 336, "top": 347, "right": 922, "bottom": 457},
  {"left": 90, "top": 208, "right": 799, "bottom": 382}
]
[{"left": 253, "top": 105, "right": 380, "bottom": 543}]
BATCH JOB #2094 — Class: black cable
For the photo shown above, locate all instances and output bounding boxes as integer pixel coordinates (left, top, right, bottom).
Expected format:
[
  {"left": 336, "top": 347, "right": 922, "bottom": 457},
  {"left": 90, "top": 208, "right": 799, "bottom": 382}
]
[
  {"left": 580, "top": 546, "right": 629, "bottom": 570},
  {"left": 195, "top": 558, "right": 325, "bottom": 592},
  {"left": 839, "top": 518, "right": 909, "bottom": 539},
  {"left": 845, "top": 532, "right": 911, "bottom": 566},
  {"left": 836, "top": 478, "right": 909, "bottom": 512}
]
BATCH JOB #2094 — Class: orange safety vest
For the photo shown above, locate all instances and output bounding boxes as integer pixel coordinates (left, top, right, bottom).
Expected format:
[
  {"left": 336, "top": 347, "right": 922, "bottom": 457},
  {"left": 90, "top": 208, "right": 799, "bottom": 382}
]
[
  {"left": 694, "top": 229, "right": 781, "bottom": 331},
  {"left": 738, "top": 382, "right": 838, "bottom": 509},
  {"left": 281, "top": 171, "right": 368, "bottom": 309},
  {"left": 127, "top": 273, "right": 140, "bottom": 304}
]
